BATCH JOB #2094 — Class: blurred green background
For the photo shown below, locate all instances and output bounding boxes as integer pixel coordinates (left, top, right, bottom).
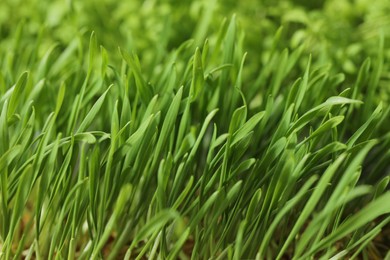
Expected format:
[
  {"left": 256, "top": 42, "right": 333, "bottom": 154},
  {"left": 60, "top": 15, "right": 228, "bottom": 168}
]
[
  {"left": 1, "top": 0, "right": 389, "bottom": 72},
  {"left": 0, "top": 0, "right": 389, "bottom": 120}
]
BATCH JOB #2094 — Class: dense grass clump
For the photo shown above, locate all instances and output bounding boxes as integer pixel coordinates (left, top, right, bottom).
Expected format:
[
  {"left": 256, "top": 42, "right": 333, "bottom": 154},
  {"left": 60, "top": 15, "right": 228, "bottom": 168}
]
[{"left": 0, "top": 0, "right": 390, "bottom": 259}]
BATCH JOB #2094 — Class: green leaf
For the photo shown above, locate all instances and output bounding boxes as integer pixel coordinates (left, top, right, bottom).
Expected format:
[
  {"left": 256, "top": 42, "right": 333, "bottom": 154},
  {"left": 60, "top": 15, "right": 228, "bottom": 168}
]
[
  {"left": 91, "top": 184, "right": 132, "bottom": 259},
  {"left": 277, "top": 154, "right": 347, "bottom": 260},
  {"left": 152, "top": 87, "right": 183, "bottom": 169},
  {"left": 190, "top": 47, "right": 205, "bottom": 101},
  {"left": 308, "top": 192, "right": 390, "bottom": 256},
  {"left": 120, "top": 48, "right": 154, "bottom": 104},
  {"left": 8, "top": 71, "right": 28, "bottom": 118},
  {"left": 77, "top": 85, "right": 112, "bottom": 133},
  {"left": 126, "top": 210, "right": 180, "bottom": 257}
]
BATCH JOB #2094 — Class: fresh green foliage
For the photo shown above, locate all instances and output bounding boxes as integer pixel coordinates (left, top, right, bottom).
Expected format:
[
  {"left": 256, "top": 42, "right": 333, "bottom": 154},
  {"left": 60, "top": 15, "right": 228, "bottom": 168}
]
[{"left": 0, "top": 0, "right": 390, "bottom": 259}]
